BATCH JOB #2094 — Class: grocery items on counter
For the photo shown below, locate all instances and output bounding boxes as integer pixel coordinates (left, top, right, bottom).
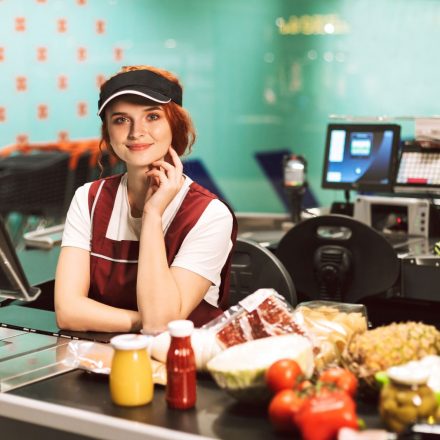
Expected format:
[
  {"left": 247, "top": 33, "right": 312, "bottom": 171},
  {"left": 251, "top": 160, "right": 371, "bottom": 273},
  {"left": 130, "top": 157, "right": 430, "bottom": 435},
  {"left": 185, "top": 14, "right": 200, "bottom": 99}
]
[
  {"left": 109, "top": 334, "right": 154, "bottom": 406},
  {"left": 204, "top": 289, "right": 306, "bottom": 349},
  {"left": 64, "top": 340, "right": 115, "bottom": 374},
  {"left": 379, "top": 366, "right": 438, "bottom": 433},
  {"left": 166, "top": 320, "right": 197, "bottom": 410},
  {"left": 265, "top": 360, "right": 360, "bottom": 438},
  {"left": 378, "top": 355, "right": 440, "bottom": 397},
  {"left": 342, "top": 322, "right": 440, "bottom": 391},
  {"left": 268, "top": 387, "right": 307, "bottom": 432},
  {"left": 63, "top": 340, "right": 167, "bottom": 385},
  {"left": 206, "top": 333, "right": 314, "bottom": 402},
  {"left": 318, "top": 367, "right": 358, "bottom": 397},
  {"left": 295, "top": 390, "right": 359, "bottom": 440},
  {"left": 421, "top": 356, "right": 440, "bottom": 399},
  {"left": 265, "top": 358, "right": 303, "bottom": 393},
  {"left": 149, "top": 328, "right": 221, "bottom": 371},
  {"left": 293, "top": 301, "right": 368, "bottom": 371},
  {"left": 148, "top": 292, "right": 369, "bottom": 379},
  {"left": 203, "top": 291, "right": 369, "bottom": 373}
]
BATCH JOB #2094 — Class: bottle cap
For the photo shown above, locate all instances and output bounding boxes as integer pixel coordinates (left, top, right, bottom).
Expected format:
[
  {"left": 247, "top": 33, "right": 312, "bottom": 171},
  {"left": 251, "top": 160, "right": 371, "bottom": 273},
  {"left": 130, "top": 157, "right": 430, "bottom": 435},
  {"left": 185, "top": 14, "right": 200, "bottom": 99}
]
[
  {"left": 110, "top": 334, "right": 150, "bottom": 351},
  {"left": 168, "top": 320, "right": 194, "bottom": 337}
]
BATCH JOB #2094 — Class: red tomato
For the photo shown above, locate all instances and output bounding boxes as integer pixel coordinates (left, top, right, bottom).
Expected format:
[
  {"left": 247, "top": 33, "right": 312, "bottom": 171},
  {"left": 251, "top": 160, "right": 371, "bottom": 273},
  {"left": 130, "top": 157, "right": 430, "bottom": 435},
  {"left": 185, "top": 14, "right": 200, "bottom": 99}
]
[
  {"left": 294, "top": 390, "right": 359, "bottom": 440},
  {"left": 265, "top": 359, "right": 302, "bottom": 393},
  {"left": 318, "top": 367, "right": 358, "bottom": 397},
  {"left": 268, "top": 389, "right": 305, "bottom": 432}
]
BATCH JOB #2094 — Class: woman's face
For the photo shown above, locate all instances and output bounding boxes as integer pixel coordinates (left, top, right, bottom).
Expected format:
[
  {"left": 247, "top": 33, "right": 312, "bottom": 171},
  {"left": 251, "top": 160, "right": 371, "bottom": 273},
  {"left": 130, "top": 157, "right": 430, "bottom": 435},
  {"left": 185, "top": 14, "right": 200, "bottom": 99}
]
[{"left": 105, "top": 95, "right": 172, "bottom": 169}]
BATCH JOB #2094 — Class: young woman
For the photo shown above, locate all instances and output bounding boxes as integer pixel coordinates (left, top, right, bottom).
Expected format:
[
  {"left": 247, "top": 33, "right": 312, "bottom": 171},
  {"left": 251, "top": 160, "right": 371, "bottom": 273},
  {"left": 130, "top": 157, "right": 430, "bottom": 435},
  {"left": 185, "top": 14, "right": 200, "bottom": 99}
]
[{"left": 55, "top": 66, "right": 236, "bottom": 334}]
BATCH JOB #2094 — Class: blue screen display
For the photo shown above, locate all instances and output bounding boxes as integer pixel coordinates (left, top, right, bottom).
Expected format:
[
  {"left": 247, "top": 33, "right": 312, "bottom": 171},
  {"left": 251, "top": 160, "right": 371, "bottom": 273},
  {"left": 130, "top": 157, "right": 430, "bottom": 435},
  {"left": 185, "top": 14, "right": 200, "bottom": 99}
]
[{"left": 322, "top": 124, "right": 400, "bottom": 191}]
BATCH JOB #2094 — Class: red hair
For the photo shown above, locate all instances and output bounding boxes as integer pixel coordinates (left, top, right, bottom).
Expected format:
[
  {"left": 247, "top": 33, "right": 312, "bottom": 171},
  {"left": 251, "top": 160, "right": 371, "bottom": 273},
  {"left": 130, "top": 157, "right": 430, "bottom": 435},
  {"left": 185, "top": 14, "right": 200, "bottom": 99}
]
[{"left": 99, "top": 65, "right": 196, "bottom": 169}]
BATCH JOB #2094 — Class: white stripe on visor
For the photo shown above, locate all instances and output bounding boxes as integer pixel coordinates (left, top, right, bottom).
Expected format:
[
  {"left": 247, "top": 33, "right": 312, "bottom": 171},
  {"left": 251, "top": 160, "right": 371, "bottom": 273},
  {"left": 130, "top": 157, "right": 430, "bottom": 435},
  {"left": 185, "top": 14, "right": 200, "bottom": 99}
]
[{"left": 97, "top": 89, "right": 171, "bottom": 116}]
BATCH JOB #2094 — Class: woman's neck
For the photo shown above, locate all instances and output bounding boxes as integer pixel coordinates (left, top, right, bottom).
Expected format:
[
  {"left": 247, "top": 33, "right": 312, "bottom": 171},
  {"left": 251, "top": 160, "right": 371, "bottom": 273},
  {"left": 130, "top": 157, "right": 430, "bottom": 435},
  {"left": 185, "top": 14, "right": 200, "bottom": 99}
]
[{"left": 126, "top": 169, "right": 149, "bottom": 218}]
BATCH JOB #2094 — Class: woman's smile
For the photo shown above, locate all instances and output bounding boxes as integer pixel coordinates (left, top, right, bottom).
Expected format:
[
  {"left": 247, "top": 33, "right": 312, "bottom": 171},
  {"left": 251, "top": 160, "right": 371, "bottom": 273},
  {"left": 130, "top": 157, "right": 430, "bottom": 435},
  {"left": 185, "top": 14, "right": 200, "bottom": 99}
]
[{"left": 126, "top": 143, "right": 153, "bottom": 151}]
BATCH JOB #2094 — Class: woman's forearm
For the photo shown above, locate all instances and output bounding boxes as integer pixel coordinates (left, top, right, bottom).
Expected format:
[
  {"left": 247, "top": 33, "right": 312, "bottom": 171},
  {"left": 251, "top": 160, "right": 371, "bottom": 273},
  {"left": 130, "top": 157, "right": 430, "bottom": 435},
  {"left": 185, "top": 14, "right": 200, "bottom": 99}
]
[
  {"left": 136, "top": 212, "right": 183, "bottom": 332},
  {"left": 56, "top": 296, "right": 142, "bottom": 333}
]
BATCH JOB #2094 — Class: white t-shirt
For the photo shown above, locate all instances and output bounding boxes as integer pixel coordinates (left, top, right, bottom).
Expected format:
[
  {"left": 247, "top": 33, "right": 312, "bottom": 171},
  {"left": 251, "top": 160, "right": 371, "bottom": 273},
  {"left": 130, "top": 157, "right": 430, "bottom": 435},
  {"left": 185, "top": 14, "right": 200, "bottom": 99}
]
[{"left": 62, "top": 174, "right": 234, "bottom": 307}]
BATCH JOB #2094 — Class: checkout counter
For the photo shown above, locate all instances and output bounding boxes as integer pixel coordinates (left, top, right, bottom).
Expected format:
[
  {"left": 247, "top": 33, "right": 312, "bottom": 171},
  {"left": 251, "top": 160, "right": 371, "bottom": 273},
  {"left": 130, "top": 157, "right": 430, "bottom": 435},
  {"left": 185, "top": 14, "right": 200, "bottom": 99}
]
[
  {"left": 0, "top": 215, "right": 387, "bottom": 440},
  {"left": 1, "top": 205, "right": 439, "bottom": 438}
]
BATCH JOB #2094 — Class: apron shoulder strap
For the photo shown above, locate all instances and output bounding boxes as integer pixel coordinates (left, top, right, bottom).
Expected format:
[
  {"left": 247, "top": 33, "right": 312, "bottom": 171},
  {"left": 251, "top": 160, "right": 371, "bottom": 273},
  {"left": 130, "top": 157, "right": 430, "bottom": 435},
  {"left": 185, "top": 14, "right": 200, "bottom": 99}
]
[
  {"left": 165, "top": 181, "right": 237, "bottom": 311},
  {"left": 88, "top": 174, "right": 124, "bottom": 246}
]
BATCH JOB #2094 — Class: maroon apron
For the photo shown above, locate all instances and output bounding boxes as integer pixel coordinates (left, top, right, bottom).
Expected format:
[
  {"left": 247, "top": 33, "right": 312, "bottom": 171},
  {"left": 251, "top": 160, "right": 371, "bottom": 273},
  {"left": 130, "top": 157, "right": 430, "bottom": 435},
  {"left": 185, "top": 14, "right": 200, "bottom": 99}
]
[{"left": 88, "top": 174, "right": 237, "bottom": 327}]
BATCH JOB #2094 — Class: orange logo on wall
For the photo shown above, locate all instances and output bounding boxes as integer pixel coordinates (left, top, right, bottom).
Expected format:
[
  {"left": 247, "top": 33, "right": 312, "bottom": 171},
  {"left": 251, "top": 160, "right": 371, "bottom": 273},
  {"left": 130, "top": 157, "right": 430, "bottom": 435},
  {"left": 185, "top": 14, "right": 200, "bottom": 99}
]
[
  {"left": 15, "top": 17, "right": 26, "bottom": 32},
  {"left": 77, "top": 0, "right": 87, "bottom": 5},
  {"left": 58, "top": 131, "right": 69, "bottom": 142},
  {"left": 96, "top": 20, "right": 105, "bottom": 34},
  {"left": 16, "top": 134, "right": 29, "bottom": 145},
  {"left": 37, "top": 47, "right": 48, "bottom": 61},
  {"left": 57, "top": 18, "right": 68, "bottom": 33},
  {"left": 16, "top": 76, "right": 27, "bottom": 91},
  {"left": 37, "top": 104, "right": 49, "bottom": 119},
  {"left": 114, "top": 47, "right": 123, "bottom": 61},
  {"left": 77, "top": 102, "right": 88, "bottom": 117},
  {"left": 0, "top": 47, "right": 4, "bottom": 62},
  {"left": 58, "top": 75, "right": 68, "bottom": 90},
  {"left": 0, "top": 107, "right": 6, "bottom": 122},
  {"left": 96, "top": 74, "right": 106, "bottom": 88},
  {"left": 77, "top": 47, "right": 87, "bottom": 61}
]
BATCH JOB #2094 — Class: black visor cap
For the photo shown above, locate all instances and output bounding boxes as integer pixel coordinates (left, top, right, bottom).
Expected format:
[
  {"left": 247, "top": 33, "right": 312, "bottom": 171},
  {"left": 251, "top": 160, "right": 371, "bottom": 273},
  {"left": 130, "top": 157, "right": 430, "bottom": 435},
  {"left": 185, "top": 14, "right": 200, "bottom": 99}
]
[{"left": 98, "top": 69, "right": 183, "bottom": 118}]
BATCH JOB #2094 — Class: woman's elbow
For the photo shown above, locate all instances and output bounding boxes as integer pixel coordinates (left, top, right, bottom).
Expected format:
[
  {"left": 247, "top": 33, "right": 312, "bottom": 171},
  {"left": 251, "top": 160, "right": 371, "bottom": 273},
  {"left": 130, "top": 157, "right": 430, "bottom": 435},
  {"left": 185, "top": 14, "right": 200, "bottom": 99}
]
[
  {"left": 55, "top": 308, "right": 71, "bottom": 330},
  {"left": 55, "top": 305, "right": 80, "bottom": 331}
]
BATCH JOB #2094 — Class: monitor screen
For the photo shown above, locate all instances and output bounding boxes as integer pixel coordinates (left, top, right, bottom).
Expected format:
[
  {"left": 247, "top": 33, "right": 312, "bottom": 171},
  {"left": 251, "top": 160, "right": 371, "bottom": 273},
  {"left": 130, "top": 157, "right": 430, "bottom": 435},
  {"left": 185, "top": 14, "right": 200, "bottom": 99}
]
[
  {"left": 0, "top": 216, "right": 41, "bottom": 301},
  {"left": 321, "top": 123, "right": 401, "bottom": 192},
  {"left": 394, "top": 143, "right": 440, "bottom": 194}
]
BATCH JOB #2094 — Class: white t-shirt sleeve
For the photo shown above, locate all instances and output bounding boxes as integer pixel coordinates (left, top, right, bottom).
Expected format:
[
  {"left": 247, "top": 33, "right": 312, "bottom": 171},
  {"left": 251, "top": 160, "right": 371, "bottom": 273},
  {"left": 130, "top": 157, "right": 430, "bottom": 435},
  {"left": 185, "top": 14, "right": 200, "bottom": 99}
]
[
  {"left": 61, "top": 183, "right": 93, "bottom": 251},
  {"left": 171, "top": 199, "right": 233, "bottom": 287}
]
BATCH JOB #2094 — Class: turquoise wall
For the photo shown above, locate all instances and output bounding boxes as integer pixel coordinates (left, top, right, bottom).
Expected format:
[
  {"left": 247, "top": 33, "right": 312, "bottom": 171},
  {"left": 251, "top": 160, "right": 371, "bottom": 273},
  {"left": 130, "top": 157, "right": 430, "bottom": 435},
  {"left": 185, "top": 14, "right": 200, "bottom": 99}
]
[{"left": 1, "top": 0, "right": 439, "bottom": 211}]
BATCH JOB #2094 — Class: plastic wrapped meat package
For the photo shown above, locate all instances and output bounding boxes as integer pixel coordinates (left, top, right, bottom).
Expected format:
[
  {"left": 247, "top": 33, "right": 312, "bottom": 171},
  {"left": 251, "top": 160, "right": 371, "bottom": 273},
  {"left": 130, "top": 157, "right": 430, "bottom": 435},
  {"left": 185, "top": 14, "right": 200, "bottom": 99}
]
[
  {"left": 63, "top": 340, "right": 167, "bottom": 385},
  {"left": 202, "top": 289, "right": 307, "bottom": 349},
  {"left": 292, "top": 300, "right": 368, "bottom": 371}
]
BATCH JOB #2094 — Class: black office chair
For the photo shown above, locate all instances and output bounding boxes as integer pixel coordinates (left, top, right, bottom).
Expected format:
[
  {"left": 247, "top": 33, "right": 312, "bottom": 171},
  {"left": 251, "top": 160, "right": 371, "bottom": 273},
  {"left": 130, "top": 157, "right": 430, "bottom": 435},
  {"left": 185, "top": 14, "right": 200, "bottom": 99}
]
[
  {"left": 228, "top": 237, "right": 297, "bottom": 307},
  {"left": 276, "top": 214, "right": 400, "bottom": 304}
]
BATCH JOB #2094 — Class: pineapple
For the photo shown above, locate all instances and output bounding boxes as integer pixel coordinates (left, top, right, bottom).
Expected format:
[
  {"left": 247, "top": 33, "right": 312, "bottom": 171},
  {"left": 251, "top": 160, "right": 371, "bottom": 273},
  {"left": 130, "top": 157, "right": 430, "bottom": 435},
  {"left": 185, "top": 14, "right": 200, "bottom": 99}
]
[{"left": 342, "top": 322, "right": 440, "bottom": 390}]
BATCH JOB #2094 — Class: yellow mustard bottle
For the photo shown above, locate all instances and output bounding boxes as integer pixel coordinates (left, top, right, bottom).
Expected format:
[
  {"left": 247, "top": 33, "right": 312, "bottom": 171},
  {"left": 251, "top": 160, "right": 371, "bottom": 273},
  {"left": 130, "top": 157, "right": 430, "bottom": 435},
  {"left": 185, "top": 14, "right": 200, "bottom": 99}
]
[{"left": 109, "top": 334, "right": 153, "bottom": 406}]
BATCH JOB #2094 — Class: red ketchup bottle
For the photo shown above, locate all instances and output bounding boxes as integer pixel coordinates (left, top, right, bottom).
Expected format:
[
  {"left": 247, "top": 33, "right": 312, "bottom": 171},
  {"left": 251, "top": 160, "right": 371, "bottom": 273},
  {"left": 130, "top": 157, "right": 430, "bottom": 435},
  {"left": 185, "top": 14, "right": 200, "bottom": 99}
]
[{"left": 166, "top": 319, "right": 197, "bottom": 410}]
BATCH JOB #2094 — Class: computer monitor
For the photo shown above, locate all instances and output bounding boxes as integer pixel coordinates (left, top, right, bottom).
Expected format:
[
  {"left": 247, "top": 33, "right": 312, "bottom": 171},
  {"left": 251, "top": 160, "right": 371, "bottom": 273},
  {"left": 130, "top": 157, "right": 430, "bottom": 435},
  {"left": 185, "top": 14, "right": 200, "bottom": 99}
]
[
  {"left": 322, "top": 123, "right": 401, "bottom": 192},
  {"left": 394, "top": 142, "right": 440, "bottom": 195},
  {"left": 0, "top": 216, "right": 41, "bottom": 301}
]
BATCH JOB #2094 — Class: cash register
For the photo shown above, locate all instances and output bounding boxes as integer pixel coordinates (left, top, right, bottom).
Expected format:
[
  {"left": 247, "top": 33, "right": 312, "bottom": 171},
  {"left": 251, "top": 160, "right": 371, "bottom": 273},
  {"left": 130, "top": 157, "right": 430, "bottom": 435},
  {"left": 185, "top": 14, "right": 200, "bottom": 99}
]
[{"left": 321, "top": 121, "right": 440, "bottom": 304}]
